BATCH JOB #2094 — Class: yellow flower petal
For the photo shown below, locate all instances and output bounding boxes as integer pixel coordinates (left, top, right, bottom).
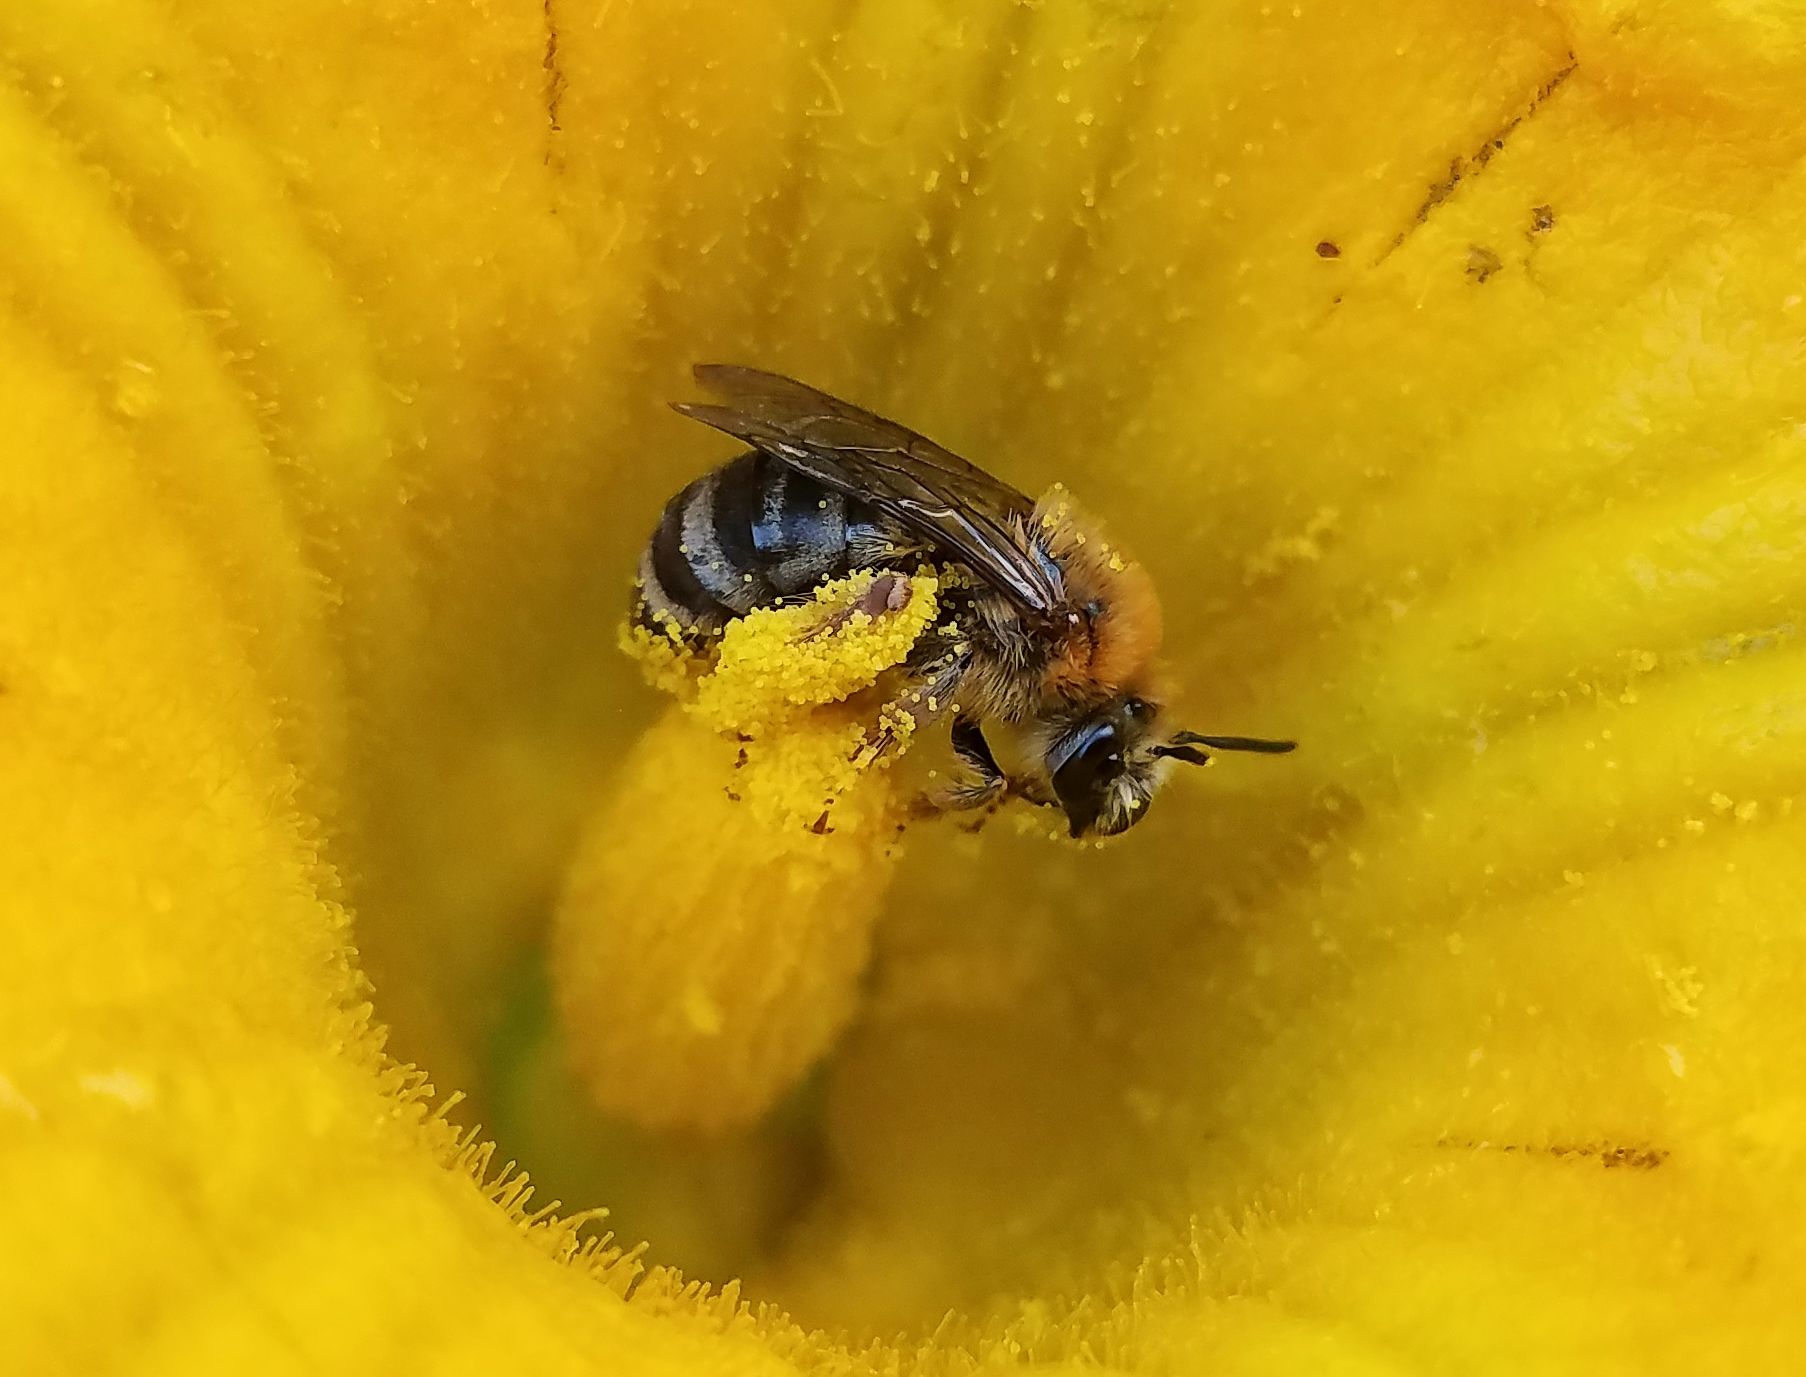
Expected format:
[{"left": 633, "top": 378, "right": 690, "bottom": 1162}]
[{"left": 6, "top": 0, "right": 1806, "bottom": 1372}]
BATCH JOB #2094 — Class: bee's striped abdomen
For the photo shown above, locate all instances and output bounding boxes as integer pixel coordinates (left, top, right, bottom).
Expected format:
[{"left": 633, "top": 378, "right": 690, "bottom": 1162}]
[{"left": 637, "top": 450, "right": 891, "bottom": 643}]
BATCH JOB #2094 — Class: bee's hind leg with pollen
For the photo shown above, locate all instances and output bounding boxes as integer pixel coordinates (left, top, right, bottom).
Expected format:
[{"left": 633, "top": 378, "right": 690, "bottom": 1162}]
[
  {"left": 839, "top": 587, "right": 1028, "bottom": 826},
  {"left": 850, "top": 642, "right": 968, "bottom": 766},
  {"left": 851, "top": 646, "right": 1035, "bottom": 832}
]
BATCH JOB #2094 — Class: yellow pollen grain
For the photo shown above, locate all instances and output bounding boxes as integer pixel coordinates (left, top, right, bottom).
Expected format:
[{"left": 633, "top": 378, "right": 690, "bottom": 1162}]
[{"left": 618, "top": 618, "right": 699, "bottom": 697}]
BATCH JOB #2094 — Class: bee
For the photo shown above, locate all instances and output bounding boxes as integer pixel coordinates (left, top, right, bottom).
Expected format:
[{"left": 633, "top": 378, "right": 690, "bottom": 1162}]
[{"left": 636, "top": 364, "right": 1295, "bottom": 837}]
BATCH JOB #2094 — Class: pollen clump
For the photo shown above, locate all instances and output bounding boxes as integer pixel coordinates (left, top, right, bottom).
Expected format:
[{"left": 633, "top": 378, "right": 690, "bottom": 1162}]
[
  {"left": 691, "top": 570, "right": 939, "bottom": 729},
  {"left": 554, "top": 571, "right": 937, "bottom": 1130},
  {"left": 618, "top": 615, "right": 700, "bottom": 698}
]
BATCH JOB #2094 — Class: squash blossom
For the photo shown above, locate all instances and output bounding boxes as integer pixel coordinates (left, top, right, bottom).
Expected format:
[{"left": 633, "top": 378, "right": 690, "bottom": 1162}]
[{"left": 6, "top": 0, "right": 1806, "bottom": 1371}]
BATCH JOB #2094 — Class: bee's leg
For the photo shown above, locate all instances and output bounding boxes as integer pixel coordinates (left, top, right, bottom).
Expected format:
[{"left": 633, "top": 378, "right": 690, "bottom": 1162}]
[
  {"left": 938, "top": 717, "right": 1008, "bottom": 811},
  {"left": 950, "top": 716, "right": 1004, "bottom": 784},
  {"left": 853, "top": 652, "right": 968, "bottom": 767},
  {"left": 935, "top": 718, "right": 1032, "bottom": 832},
  {"left": 904, "top": 715, "right": 1059, "bottom": 832}
]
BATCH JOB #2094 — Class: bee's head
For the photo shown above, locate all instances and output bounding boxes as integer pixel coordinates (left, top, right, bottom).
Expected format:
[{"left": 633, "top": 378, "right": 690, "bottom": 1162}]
[{"left": 1045, "top": 697, "right": 1296, "bottom": 839}]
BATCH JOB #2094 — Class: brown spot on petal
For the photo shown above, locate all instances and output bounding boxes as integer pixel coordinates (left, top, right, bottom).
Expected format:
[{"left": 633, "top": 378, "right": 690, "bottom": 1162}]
[
  {"left": 1438, "top": 1137, "right": 1668, "bottom": 1170},
  {"left": 1465, "top": 245, "right": 1503, "bottom": 284},
  {"left": 1379, "top": 57, "right": 1576, "bottom": 263}
]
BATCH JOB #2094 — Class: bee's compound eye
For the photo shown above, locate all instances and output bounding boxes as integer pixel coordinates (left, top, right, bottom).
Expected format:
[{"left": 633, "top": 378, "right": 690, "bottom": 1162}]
[
  {"left": 1074, "top": 723, "right": 1122, "bottom": 772},
  {"left": 1084, "top": 600, "right": 1105, "bottom": 619},
  {"left": 1059, "top": 720, "right": 1118, "bottom": 768},
  {"left": 1050, "top": 719, "right": 1128, "bottom": 836}
]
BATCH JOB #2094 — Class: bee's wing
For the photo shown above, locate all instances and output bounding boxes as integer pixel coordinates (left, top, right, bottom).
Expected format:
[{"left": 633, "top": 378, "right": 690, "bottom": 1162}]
[{"left": 673, "top": 364, "right": 1063, "bottom": 618}]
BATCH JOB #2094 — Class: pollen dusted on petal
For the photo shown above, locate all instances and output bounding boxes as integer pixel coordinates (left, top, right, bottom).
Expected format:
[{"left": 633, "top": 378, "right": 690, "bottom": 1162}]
[{"left": 554, "top": 572, "right": 936, "bottom": 1131}]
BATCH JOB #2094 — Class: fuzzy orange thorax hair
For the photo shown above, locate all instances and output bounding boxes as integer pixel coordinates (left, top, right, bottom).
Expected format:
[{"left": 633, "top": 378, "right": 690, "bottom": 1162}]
[{"left": 1031, "top": 487, "right": 1165, "bottom": 703}]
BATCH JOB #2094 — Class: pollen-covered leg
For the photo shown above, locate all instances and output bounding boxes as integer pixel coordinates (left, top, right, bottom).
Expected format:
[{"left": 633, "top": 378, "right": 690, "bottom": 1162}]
[{"left": 852, "top": 650, "right": 969, "bottom": 768}]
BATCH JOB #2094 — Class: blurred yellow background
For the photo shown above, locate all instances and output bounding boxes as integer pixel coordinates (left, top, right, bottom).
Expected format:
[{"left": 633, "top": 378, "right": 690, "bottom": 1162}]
[{"left": 4, "top": 0, "right": 1805, "bottom": 1371}]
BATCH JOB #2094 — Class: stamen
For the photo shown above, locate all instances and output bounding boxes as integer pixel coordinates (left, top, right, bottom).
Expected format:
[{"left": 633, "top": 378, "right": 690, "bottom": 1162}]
[{"left": 555, "top": 573, "right": 938, "bottom": 1130}]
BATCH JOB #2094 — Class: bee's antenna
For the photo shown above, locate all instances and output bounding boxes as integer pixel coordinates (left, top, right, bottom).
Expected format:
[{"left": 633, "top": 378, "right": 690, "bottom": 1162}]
[
  {"left": 1172, "top": 732, "right": 1296, "bottom": 754},
  {"left": 1153, "top": 732, "right": 1296, "bottom": 765}
]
